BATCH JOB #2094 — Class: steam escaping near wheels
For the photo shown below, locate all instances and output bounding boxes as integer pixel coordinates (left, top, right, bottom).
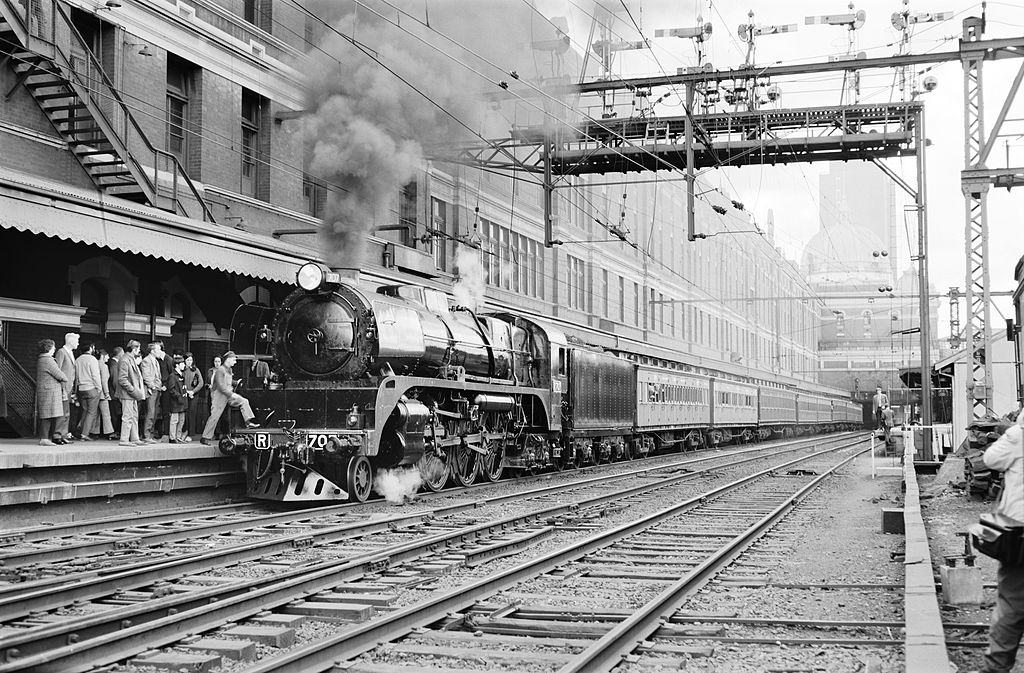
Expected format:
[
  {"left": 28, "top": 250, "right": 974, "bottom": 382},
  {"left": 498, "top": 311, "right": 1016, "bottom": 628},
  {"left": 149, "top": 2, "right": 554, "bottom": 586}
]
[{"left": 373, "top": 467, "right": 424, "bottom": 505}]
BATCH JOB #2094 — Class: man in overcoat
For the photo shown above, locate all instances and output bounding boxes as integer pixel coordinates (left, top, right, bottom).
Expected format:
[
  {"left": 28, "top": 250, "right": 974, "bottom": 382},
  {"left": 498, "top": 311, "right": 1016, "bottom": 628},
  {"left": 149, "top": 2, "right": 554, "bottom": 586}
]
[
  {"left": 53, "top": 332, "right": 79, "bottom": 442},
  {"left": 116, "top": 340, "right": 146, "bottom": 446}
]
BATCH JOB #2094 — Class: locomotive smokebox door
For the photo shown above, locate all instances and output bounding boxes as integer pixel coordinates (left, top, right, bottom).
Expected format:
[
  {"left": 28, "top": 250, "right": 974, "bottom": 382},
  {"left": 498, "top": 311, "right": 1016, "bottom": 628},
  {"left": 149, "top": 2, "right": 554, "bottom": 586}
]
[{"left": 280, "top": 293, "right": 358, "bottom": 378}]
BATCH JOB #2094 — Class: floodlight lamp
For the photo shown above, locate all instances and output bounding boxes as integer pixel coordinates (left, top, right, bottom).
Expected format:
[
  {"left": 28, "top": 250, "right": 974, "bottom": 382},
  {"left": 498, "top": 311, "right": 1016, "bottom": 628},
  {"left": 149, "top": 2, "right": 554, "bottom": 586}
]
[{"left": 297, "top": 262, "right": 341, "bottom": 292}]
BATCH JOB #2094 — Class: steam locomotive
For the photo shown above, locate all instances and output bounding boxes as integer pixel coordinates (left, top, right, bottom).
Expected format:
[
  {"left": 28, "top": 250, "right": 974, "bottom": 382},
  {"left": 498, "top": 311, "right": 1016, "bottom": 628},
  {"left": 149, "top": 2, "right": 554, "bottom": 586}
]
[{"left": 223, "top": 261, "right": 862, "bottom": 503}]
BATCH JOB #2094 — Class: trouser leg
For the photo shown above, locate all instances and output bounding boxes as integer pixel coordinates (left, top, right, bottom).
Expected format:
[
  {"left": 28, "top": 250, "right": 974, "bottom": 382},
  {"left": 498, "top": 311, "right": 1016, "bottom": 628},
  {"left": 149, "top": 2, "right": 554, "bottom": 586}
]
[
  {"left": 119, "top": 400, "right": 138, "bottom": 443},
  {"left": 229, "top": 395, "right": 255, "bottom": 422},
  {"left": 144, "top": 391, "right": 159, "bottom": 439},
  {"left": 203, "top": 398, "right": 227, "bottom": 440},
  {"left": 78, "top": 389, "right": 99, "bottom": 437},
  {"left": 985, "top": 563, "right": 1024, "bottom": 672},
  {"left": 55, "top": 399, "right": 70, "bottom": 437},
  {"left": 95, "top": 400, "right": 113, "bottom": 435},
  {"left": 40, "top": 417, "right": 55, "bottom": 440}
]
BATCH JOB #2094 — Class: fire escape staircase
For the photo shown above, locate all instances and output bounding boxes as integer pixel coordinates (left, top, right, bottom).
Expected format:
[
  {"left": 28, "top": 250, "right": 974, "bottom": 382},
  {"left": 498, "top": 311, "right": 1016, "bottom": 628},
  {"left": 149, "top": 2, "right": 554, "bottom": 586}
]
[{"left": 0, "top": 0, "right": 215, "bottom": 222}]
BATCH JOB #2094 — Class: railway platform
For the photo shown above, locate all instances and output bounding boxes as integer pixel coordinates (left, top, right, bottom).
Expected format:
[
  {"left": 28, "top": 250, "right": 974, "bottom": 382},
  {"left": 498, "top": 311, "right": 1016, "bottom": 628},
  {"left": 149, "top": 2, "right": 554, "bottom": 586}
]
[{"left": 0, "top": 439, "right": 244, "bottom": 528}]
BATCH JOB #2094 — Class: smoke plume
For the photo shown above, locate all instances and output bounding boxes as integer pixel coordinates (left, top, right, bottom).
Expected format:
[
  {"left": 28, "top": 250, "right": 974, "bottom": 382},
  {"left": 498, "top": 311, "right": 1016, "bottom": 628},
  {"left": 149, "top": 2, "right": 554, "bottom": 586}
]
[
  {"left": 453, "top": 247, "right": 486, "bottom": 312},
  {"left": 373, "top": 466, "right": 423, "bottom": 504},
  {"left": 299, "top": 1, "right": 582, "bottom": 266}
]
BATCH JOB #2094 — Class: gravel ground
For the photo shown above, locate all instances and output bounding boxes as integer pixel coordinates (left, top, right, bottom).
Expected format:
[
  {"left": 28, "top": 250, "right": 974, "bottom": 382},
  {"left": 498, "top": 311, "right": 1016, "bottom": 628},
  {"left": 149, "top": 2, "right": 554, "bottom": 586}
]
[{"left": 656, "top": 448, "right": 907, "bottom": 672}]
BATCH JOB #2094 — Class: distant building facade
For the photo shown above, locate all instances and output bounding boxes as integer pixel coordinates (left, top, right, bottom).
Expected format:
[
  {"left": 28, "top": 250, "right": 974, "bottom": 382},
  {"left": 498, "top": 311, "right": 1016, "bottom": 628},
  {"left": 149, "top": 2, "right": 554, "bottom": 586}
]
[{"left": 804, "top": 163, "right": 940, "bottom": 398}]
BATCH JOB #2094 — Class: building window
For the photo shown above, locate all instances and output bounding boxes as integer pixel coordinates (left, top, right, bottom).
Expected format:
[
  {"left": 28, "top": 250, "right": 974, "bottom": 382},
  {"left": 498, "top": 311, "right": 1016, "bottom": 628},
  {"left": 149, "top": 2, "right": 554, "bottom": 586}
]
[
  {"left": 862, "top": 310, "right": 873, "bottom": 338},
  {"left": 566, "top": 255, "right": 585, "bottom": 310},
  {"left": 618, "top": 276, "right": 625, "bottom": 323},
  {"left": 601, "top": 269, "right": 609, "bottom": 317},
  {"left": 303, "top": 174, "right": 326, "bottom": 219},
  {"left": 243, "top": 0, "right": 272, "bottom": 33},
  {"left": 431, "top": 198, "right": 447, "bottom": 271},
  {"left": 165, "top": 55, "right": 192, "bottom": 165},
  {"left": 241, "top": 89, "right": 261, "bottom": 197},
  {"left": 633, "top": 282, "right": 640, "bottom": 326},
  {"left": 835, "top": 311, "right": 846, "bottom": 337}
]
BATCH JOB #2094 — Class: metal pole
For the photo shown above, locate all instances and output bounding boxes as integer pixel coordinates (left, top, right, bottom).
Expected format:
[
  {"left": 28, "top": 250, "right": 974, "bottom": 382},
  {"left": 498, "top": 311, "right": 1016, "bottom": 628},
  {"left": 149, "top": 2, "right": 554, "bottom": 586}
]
[
  {"left": 915, "top": 110, "right": 933, "bottom": 460},
  {"left": 685, "top": 84, "right": 696, "bottom": 242},
  {"left": 543, "top": 140, "right": 554, "bottom": 247}
]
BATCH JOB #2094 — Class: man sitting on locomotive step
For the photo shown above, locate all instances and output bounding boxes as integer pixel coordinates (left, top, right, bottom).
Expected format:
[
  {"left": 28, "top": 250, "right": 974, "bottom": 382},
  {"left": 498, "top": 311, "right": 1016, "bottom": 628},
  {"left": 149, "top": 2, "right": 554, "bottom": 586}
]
[{"left": 201, "top": 351, "right": 259, "bottom": 445}]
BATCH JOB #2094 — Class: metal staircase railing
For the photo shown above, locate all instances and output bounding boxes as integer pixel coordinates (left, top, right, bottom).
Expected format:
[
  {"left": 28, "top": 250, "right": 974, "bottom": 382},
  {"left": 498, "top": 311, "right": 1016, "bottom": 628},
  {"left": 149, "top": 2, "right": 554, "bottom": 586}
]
[
  {"left": 0, "top": 0, "right": 216, "bottom": 222},
  {"left": 0, "top": 343, "right": 36, "bottom": 437}
]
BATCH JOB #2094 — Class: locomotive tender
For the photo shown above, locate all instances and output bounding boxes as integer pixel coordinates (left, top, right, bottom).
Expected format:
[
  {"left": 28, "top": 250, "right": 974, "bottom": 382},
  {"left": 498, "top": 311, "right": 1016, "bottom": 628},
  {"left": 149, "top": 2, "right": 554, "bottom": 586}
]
[{"left": 223, "top": 261, "right": 862, "bottom": 503}]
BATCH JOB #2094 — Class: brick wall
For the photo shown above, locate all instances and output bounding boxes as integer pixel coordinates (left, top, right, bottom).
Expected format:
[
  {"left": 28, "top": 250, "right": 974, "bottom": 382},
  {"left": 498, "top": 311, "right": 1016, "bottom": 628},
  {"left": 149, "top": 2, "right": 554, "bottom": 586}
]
[
  {"left": 119, "top": 38, "right": 168, "bottom": 153},
  {"left": 267, "top": 102, "right": 303, "bottom": 212},
  {"left": 199, "top": 70, "right": 242, "bottom": 193}
]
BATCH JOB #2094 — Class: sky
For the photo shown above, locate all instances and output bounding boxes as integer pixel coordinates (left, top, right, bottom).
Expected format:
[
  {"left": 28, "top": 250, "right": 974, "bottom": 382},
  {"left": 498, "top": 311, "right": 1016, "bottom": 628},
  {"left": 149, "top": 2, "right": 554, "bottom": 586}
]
[{"left": 523, "top": 0, "right": 1024, "bottom": 340}]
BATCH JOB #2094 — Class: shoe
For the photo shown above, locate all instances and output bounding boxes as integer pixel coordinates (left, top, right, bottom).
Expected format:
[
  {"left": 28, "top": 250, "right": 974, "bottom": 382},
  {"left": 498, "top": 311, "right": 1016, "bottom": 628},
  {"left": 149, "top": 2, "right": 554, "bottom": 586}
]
[
  {"left": 107, "top": 434, "right": 118, "bottom": 441},
  {"left": 182, "top": 436, "right": 192, "bottom": 443},
  {"left": 39, "top": 439, "right": 56, "bottom": 446},
  {"left": 132, "top": 440, "right": 146, "bottom": 446},
  {"left": 169, "top": 439, "right": 179, "bottom": 444},
  {"left": 119, "top": 441, "right": 134, "bottom": 447},
  {"left": 78, "top": 435, "right": 93, "bottom": 442},
  {"left": 144, "top": 438, "right": 157, "bottom": 444},
  {"left": 54, "top": 437, "right": 67, "bottom": 445},
  {"left": 245, "top": 421, "right": 260, "bottom": 429},
  {"left": 63, "top": 436, "right": 75, "bottom": 443},
  {"left": 200, "top": 438, "right": 211, "bottom": 446}
]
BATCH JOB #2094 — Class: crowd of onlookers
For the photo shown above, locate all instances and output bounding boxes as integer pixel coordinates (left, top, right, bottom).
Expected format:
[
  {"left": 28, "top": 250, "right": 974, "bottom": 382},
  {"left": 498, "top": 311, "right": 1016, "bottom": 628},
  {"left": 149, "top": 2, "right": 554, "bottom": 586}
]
[{"left": 34, "top": 332, "right": 261, "bottom": 447}]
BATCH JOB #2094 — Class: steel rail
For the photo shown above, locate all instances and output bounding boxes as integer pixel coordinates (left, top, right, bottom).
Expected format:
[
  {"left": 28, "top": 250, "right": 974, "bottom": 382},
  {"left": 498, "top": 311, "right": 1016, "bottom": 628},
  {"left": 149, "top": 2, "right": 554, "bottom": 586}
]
[
  {"left": 0, "top": 435, "right": 866, "bottom": 671},
  {"left": 206, "top": 438, "right": 868, "bottom": 673},
  {"left": 0, "top": 432, "right": 855, "bottom": 567},
  {"left": 558, "top": 445, "right": 869, "bottom": 672},
  {"left": 0, "top": 431, "right": 859, "bottom": 579}
]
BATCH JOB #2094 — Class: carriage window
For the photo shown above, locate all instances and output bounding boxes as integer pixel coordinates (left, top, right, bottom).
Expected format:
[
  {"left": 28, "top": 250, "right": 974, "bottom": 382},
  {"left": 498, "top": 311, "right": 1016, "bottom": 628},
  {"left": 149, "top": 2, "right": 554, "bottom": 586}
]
[{"left": 557, "top": 348, "right": 566, "bottom": 376}]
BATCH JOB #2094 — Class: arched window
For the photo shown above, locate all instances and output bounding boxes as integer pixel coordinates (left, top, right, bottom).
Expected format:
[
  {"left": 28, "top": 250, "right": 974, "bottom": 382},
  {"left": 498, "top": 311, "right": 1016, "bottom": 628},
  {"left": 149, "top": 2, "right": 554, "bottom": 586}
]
[
  {"left": 834, "top": 310, "right": 846, "bottom": 337},
  {"left": 80, "top": 279, "right": 108, "bottom": 335},
  {"left": 240, "top": 284, "right": 273, "bottom": 307},
  {"left": 862, "top": 310, "right": 873, "bottom": 338}
]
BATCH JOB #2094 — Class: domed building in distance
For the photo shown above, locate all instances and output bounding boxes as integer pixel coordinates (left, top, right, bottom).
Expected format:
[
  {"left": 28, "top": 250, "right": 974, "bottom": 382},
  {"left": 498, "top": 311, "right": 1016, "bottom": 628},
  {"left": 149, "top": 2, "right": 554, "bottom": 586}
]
[{"left": 802, "top": 164, "right": 940, "bottom": 404}]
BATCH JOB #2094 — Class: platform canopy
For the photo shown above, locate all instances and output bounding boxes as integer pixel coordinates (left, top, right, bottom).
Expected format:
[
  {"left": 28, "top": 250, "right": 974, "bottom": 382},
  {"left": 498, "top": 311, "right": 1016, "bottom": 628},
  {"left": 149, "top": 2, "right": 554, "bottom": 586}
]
[{"left": 0, "top": 167, "right": 315, "bottom": 284}]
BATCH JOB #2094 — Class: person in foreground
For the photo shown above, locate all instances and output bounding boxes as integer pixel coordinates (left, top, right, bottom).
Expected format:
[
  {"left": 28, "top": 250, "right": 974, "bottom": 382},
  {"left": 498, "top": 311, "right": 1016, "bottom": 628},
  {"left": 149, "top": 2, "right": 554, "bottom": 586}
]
[{"left": 978, "top": 409, "right": 1024, "bottom": 673}]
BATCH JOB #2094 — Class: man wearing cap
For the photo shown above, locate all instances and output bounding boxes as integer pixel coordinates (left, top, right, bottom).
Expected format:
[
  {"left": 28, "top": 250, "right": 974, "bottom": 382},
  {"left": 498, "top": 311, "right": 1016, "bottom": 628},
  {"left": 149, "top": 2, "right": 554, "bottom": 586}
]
[{"left": 201, "top": 351, "right": 259, "bottom": 445}]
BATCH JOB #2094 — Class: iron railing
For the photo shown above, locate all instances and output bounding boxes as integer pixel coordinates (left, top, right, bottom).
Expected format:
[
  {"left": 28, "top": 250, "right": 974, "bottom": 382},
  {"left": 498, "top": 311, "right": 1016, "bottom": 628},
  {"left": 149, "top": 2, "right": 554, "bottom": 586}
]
[{"left": 3, "top": 0, "right": 216, "bottom": 222}]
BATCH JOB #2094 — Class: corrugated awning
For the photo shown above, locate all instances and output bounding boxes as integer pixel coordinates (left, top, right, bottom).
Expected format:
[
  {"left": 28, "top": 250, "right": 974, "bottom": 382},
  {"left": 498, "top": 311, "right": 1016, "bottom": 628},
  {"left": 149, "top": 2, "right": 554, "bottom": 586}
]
[{"left": 0, "top": 169, "right": 317, "bottom": 284}]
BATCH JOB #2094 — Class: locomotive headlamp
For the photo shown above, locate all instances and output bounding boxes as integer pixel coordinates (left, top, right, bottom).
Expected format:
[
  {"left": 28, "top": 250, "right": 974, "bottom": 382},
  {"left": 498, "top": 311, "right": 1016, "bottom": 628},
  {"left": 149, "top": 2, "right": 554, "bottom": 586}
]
[{"left": 296, "top": 262, "right": 341, "bottom": 292}]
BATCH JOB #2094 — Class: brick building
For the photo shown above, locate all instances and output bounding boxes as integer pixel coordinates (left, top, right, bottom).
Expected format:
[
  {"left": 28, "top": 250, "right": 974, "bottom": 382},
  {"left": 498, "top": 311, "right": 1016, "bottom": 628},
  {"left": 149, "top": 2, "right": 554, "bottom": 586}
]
[{"left": 0, "top": 0, "right": 826, "bottom": 437}]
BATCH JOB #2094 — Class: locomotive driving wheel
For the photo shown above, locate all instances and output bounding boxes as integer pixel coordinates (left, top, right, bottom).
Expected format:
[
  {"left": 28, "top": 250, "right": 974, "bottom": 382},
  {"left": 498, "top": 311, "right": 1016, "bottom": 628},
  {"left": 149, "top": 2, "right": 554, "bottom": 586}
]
[
  {"left": 477, "top": 436, "right": 504, "bottom": 481},
  {"left": 417, "top": 451, "right": 450, "bottom": 492},
  {"left": 451, "top": 439, "right": 477, "bottom": 487},
  {"left": 346, "top": 455, "right": 373, "bottom": 503}
]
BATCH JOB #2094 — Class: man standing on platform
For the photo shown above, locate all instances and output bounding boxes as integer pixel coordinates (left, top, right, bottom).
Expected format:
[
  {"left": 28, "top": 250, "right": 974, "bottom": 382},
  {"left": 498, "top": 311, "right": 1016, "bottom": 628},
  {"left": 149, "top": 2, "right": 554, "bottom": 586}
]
[
  {"left": 116, "top": 340, "right": 146, "bottom": 446},
  {"left": 108, "top": 347, "right": 123, "bottom": 431},
  {"left": 201, "top": 351, "right": 259, "bottom": 446},
  {"left": 979, "top": 409, "right": 1024, "bottom": 673},
  {"left": 140, "top": 342, "right": 165, "bottom": 443},
  {"left": 872, "top": 386, "right": 889, "bottom": 430},
  {"left": 74, "top": 342, "right": 102, "bottom": 441},
  {"left": 53, "top": 332, "right": 79, "bottom": 443}
]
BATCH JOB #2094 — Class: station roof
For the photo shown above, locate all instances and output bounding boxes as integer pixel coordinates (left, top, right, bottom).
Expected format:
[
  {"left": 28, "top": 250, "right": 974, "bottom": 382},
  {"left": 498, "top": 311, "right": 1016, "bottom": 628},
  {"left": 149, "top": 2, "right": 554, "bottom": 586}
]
[{"left": 0, "top": 167, "right": 314, "bottom": 284}]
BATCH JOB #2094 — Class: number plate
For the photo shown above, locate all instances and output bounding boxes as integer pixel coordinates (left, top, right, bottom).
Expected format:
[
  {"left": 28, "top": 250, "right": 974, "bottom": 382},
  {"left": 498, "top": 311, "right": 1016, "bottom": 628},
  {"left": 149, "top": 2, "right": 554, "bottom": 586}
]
[{"left": 305, "top": 433, "right": 332, "bottom": 449}]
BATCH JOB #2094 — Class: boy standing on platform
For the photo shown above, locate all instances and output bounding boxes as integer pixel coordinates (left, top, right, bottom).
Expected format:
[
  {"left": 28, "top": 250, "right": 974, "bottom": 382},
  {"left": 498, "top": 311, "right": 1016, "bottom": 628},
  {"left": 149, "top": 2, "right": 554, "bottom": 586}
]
[{"left": 167, "top": 354, "right": 188, "bottom": 443}]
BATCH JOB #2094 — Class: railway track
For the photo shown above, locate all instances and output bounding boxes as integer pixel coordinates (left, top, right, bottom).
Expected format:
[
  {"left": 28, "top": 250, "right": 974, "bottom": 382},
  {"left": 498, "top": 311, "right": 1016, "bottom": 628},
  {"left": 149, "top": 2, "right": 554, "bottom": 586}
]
[
  {"left": 0, "top": 432, "right": 858, "bottom": 576},
  {"left": 0, "top": 433, "right": 864, "bottom": 672}
]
